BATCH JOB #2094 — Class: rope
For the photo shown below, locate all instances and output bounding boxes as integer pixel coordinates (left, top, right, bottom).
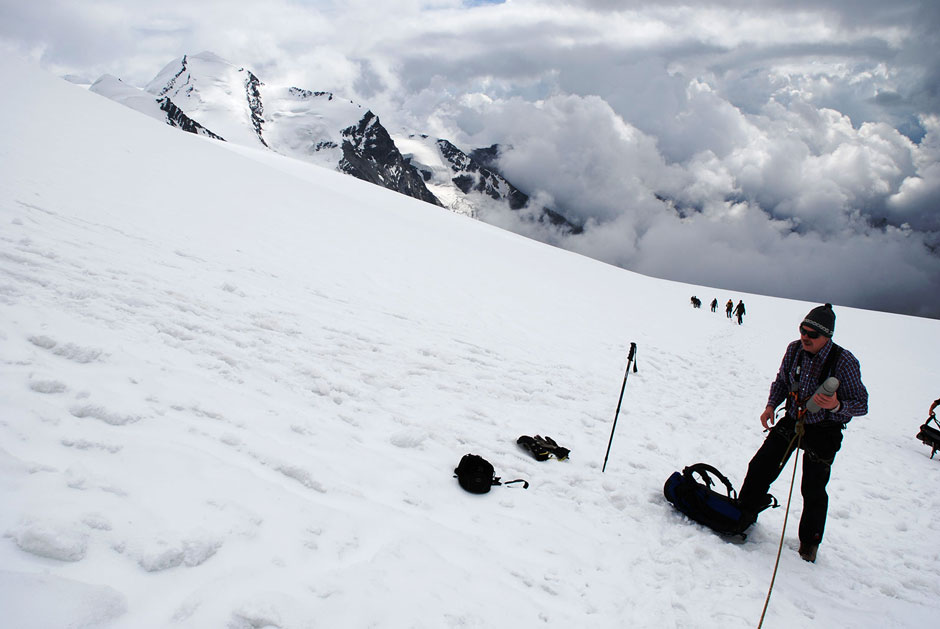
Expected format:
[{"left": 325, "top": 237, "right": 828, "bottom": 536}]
[{"left": 757, "top": 422, "right": 803, "bottom": 629}]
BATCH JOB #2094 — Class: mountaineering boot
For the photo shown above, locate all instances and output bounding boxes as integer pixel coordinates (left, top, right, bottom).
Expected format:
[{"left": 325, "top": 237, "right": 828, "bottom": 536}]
[{"left": 798, "top": 543, "right": 818, "bottom": 563}]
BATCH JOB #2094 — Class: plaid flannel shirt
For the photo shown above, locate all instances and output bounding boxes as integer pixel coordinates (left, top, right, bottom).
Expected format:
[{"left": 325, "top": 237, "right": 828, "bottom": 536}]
[{"left": 767, "top": 339, "right": 869, "bottom": 425}]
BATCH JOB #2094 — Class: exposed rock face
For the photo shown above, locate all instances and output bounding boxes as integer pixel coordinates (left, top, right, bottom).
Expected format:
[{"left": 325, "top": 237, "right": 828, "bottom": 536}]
[
  {"left": 156, "top": 97, "right": 225, "bottom": 140},
  {"left": 152, "top": 55, "right": 189, "bottom": 99},
  {"left": 340, "top": 113, "right": 441, "bottom": 206},
  {"left": 439, "top": 140, "right": 529, "bottom": 210},
  {"left": 244, "top": 71, "right": 268, "bottom": 148},
  {"left": 436, "top": 140, "right": 581, "bottom": 233}
]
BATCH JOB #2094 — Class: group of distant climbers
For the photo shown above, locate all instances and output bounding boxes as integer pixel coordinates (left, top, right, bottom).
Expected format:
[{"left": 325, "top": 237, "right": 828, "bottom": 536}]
[{"left": 690, "top": 296, "right": 746, "bottom": 324}]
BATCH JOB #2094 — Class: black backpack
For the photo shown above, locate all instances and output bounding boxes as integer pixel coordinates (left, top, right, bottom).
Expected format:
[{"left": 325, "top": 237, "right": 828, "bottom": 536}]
[
  {"left": 917, "top": 416, "right": 940, "bottom": 459},
  {"left": 664, "top": 463, "right": 777, "bottom": 537},
  {"left": 454, "top": 454, "right": 528, "bottom": 493}
]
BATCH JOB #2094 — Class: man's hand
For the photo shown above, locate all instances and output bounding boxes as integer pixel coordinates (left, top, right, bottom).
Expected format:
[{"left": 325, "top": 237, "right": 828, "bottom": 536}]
[
  {"left": 813, "top": 391, "right": 839, "bottom": 411},
  {"left": 760, "top": 406, "right": 776, "bottom": 430}
]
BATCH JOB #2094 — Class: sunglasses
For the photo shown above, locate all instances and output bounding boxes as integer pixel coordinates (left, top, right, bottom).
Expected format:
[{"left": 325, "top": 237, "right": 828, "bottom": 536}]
[{"left": 799, "top": 326, "right": 821, "bottom": 339}]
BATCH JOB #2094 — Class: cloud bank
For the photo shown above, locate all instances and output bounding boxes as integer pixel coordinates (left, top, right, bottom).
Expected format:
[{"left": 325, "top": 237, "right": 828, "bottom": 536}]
[{"left": 2, "top": 0, "right": 938, "bottom": 316}]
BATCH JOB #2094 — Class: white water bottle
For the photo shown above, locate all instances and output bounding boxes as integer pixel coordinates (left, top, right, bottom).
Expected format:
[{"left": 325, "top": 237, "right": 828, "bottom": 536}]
[{"left": 806, "top": 377, "right": 840, "bottom": 413}]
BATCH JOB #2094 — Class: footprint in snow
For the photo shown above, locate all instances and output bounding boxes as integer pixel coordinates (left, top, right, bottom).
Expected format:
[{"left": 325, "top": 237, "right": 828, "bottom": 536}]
[
  {"left": 129, "top": 535, "right": 223, "bottom": 572},
  {"left": 390, "top": 429, "right": 428, "bottom": 449},
  {"left": 29, "top": 379, "right": 68, "bottom": 394},
  {"left": 69, "top": 404, "right": 140, "bottom": 426},
  {"left": 61, "top": 438, "right": 122, "bottom": 453},
  {"left": 28, "top": 335, "right": 103, "bottom": 364}
]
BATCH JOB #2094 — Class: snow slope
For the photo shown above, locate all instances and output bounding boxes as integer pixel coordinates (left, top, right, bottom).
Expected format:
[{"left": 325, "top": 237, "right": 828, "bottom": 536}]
[{"left": 2, "top": 56, "right": 940, "bottom": 629}]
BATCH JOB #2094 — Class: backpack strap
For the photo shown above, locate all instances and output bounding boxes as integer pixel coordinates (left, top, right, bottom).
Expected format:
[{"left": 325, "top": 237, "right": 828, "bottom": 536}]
[
  {"left": 819, "top": 343, "right": 843, "bottom": 382},
  {"left": 783, "top": 347, "right": 803, "bottom": 417},
  {"left": 683, "top": 463, "right": 737, "bottom": 500},
  {"left": 490, "top": 474, "right": 529, "bottom": 489},
  {"left": 789, "top": 341, "right": 842, "bottom": 386},
  {"left": 818, "top": 343, "right": 842, "bottom": 420}
]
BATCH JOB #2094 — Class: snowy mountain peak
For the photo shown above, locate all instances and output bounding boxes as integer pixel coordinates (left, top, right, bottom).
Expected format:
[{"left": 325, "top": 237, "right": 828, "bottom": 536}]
[
  {"left": 144, "top": 52, "right": 267, "bottom": 148},
  {"left": 132, "top": 51, "right": 439, "bottom": 202},
  {"left": 93, "top": 52, "right": 581, "bottom": 232},
  {"left": 340, "top": 112, "right": 441, "bottom": 206},
  {"left": 397, "top": 134, "right": 582, "bottom": 232},
  {"left": 89, "top": 73, "right": 224, "bottom": 140},
  {"left": 191, "top": 50, "right": 230, "bottom": 64}
]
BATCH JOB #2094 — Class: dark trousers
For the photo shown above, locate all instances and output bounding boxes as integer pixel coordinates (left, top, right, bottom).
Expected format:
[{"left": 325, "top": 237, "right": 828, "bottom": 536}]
[{"left": 738, "top": 416, "right": 844, "bottom": 546}]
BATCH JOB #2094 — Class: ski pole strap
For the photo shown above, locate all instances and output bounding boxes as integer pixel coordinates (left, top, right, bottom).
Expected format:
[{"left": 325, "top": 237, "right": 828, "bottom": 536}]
[
  {"left": 503, "top": 479, "right": 529, "bottom": 489},
  {"left": 628, "top": 342, "right": 638, "bottom": 372}
]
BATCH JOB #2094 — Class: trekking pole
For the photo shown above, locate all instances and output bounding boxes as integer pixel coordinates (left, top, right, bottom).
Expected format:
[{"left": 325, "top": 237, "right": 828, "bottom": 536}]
[{"left": 602, "top": 342, "right": 638, "bottom": 473}]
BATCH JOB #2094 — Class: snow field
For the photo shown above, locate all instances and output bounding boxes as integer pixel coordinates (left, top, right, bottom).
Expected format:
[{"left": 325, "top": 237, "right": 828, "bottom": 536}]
[{"left": 2, "top": 56, "right": 940, "bottom": 628}]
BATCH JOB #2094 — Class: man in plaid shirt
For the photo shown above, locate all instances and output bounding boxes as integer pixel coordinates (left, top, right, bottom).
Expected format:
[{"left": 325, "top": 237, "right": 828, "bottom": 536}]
[{"left": 738, "top": 303, "right": 869, "bottom": 563}]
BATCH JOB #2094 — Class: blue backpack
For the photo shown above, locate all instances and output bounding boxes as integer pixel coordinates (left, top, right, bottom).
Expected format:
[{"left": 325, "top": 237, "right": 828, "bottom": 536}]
[{"left": 664, "top": 463, "right": 777, "bottom": 537}]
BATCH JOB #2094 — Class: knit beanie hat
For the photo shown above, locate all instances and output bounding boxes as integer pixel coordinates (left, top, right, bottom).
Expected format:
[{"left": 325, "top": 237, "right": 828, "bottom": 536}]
[{"left": 802, "top": 303, "right": 835, "bottom": 338}]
